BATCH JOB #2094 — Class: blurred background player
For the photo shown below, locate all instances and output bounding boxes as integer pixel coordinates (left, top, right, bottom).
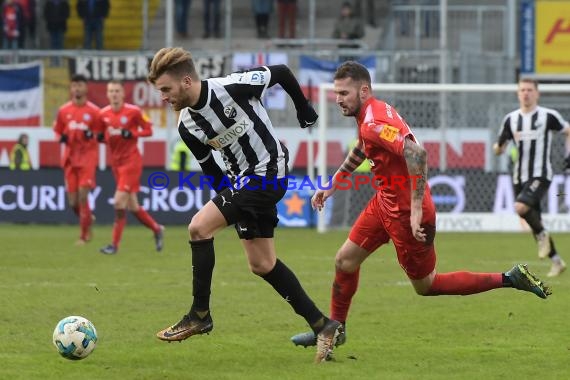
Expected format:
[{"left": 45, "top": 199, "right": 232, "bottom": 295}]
[
  {"left": 98, "top": 80, "right": 164, "bottom": 255},
  {"left": 290, "top": 61, "right": 551, "bottom": 348},
  {"left": 493, "top": 78, "right": 569, "bottom": 277},
  {"left": 53, "top": 74, "right": 100, "bottom": 246}
]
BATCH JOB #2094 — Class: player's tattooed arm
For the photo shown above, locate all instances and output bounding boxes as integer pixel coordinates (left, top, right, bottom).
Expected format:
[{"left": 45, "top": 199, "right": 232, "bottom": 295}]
[
  {"left": 339, "top": 143, "right": 366, "bottom": 174},
  {"left": 326, "top": 140, "right": 366, "bottom": 192},
  {"left": 403, "top": 137, "right": 427, "bottom": 205},
  {"left": 404, "top": 137, "right": 428, "bottom": 242}
]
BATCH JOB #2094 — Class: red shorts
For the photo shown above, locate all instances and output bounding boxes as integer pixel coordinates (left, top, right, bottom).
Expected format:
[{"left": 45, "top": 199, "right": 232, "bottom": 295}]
[
  {"left": 348, "top": 194, "right": 437, "bottom": 280},
  {"left": 112, "top": 162, "right": 142, "bottom": 193},
  {"left": 64, "top": 165, "right": 96, "bottom": 193}
]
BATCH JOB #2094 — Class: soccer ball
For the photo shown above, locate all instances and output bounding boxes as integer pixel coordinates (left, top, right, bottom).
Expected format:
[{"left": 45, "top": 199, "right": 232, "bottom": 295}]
[{"left": 52, "top": 316, "right": 97, "bottom": 360}]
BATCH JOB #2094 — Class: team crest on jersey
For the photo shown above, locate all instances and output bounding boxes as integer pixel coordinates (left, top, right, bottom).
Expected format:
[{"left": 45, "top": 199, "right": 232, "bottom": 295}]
[
  {"left": 379, "top": 124, "right": 398, "bottom": 142},
  {"left": 83, "top": 113, "right": 91, "bottom": 121},
  {"left": 120, "top": 116, "right": 128, "bottom": 124},
  {"left": 224, "top": 106, "right": 237, "bottom": 119}
]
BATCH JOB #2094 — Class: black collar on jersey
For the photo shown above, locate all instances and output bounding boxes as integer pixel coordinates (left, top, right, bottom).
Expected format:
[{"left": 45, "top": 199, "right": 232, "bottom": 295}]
[{"left": 192, "top": 80, "right": 209, "bottom": 110}]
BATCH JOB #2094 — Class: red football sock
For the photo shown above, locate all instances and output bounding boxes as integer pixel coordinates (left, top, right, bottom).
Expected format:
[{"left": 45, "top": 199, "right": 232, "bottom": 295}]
[
  {"left": 330, "top": 267, "right": 360, "bottom": 323},
  {"left": 112, "top": 209, "right": 127, "bottom": 247},
  {"left": 133, "top": 208, "right": 159, "bottom": 232},
  {"left": 79, "top": 202, "right": 92, "bottom": 241},
  {"left": 427, "top": 272, "right": 503, "bottom": 295}
]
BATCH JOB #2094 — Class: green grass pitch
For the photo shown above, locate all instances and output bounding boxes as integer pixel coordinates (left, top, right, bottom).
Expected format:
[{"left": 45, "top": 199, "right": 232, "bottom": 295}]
[{"left": 0, "top": 225, "right": 568, "bottom": 380}]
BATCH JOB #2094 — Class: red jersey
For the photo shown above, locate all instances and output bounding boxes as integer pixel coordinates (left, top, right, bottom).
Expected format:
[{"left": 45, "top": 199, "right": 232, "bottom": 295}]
[
  {"left": 53, "top": 101, "right": 101, "bottom": 168},
  {"left": 99, "top": 103, "right": 152, "bottom": 167},
  {"left": 356, "top": 97, "right": 434, "bottom": 218}
]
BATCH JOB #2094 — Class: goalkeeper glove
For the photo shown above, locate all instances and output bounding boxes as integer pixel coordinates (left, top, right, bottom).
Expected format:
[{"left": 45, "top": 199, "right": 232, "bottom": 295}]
[
  {"left": 59, "top": 134, "right": 68, "bottom": 144},
  {"left": 84, "top": 129, "right": 94, "bottom": 139},
  {"left": 121, "top": 129, "right": 133, "bottom": 139},
  {"left": 297, "top": 101, "right": 318, "bottom": 129}
]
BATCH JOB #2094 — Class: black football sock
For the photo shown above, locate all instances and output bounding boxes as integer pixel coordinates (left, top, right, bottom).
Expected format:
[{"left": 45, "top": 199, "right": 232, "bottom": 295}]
[
  {"left": 189, "top": 238, "right": 215, "bottom": 314},
  {"left": 261, "top": 259, "right": 324, "bottom": 330},
  {"left": 521, "top": 208, "right": 544, "bottom": 235}
]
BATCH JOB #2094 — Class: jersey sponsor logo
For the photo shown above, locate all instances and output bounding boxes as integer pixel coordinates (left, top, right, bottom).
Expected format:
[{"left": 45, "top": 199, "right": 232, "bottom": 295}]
[
  {"left": 514, "top": 130, "right": 540, "bottom": 141},
  {"left": 207, "top": 118, "right": 251, "bottom": 150},
  {"left": 108, "top": 127, "right": 123, "bottom": 136},
  {"left": 379, "top": 124, "right": 398, "bottom": 142},
  {"left": 68, "top": 120, "right": 90, "bottom": 131},
  {"left": 224, "top": 105, "right": 237, "bottom": 119}
]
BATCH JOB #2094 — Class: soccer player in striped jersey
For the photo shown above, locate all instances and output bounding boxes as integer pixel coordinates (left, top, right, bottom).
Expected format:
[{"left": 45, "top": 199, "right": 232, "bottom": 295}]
[
  {"left": 97, "top": 80, "right": 164, "bottom": 255},
  {"left": 493, "top": 78, "right": 569, "bottom": 277},
  {"left": 290, "top": 61, "right": 552, "bottom": 349},
  {"left": 53, "top": 74, "right": 100, "bottom": 246},
  {"left": 147, "top": 47, "right": 342, "bottom": 363}
]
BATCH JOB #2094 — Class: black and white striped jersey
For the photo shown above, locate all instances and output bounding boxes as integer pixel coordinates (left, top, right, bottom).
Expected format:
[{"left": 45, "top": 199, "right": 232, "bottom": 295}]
[
  {"left": 498, "top": 106, "right": 569, "bottom": 184},
  {"left": 178, "top": 66, "right": 289, "bottom": 180}
]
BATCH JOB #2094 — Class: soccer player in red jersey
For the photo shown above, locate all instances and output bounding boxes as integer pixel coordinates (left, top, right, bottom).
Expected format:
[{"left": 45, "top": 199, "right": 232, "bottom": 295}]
[
  {"left": 290, "top": 61, "right": 552, "bottom": 348},
  {"left": 98, "top": 80, "right": 164, "bottom": 255},
  {"left": 53, "top": 74, "right": 100, "bottom": 245}
]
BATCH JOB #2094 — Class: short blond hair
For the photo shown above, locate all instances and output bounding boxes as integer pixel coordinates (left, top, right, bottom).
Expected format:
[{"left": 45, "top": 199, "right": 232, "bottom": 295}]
[{"left": 147, "top": 47, "right": 198, "bottom": 84}]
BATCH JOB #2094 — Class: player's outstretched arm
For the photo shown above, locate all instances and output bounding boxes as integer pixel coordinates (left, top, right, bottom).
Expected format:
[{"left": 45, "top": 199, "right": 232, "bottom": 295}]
[
  {"left": 267, "top": 65, "right": 317, "bottom": 128},
  {"left": 403, "top": 137, "right": 427, "bottom": 242},
  {"left": 312, "top": 141, "right": 367, "bottom": 211}
]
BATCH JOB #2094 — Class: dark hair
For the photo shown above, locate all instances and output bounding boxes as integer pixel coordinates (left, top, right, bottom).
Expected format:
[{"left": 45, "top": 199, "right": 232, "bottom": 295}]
[
  {"left": 147, "top": 47, "right": 198, "bottom": 84},
  {"left": 518, "top": 77, "right": 539, "bottom": 89},
  {"left": 334, "top": 61, "right": 371, "bottom": 86},
  {"left": 70, "top": 74, "right": 88, "bottom": 83}
]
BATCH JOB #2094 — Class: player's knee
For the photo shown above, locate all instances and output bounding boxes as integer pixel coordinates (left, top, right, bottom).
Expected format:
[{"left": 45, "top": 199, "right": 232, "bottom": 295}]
[
  {"left": 514, "top": 202, "right": 528, "bottom": 216},
  {"left": 249, "top": 261, "right": 273, "bottom": 276},
  {"left": 188, "top": 217, "right": 210, "bottom": 240},
  {"left": 335, "top": 255, "right": 359, "bottom": 273}
]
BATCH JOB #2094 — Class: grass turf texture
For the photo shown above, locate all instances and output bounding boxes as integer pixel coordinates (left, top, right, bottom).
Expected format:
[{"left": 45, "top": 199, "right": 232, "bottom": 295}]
[{"left": 0, "top": 225, "right": 568, "bottom": 380}]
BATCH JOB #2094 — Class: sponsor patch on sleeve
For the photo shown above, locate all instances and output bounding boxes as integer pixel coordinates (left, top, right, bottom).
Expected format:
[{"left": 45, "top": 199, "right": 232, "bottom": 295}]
[{"left": 379, "top": 124, "right": 399, "bottom": 142}]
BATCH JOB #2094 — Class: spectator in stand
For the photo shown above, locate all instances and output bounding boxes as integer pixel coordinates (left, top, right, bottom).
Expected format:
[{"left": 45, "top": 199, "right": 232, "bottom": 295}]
[
  {"left": 44, "top": 0, "right": 70, "bottom": 51},
  {"left": 77, "top": 0, "right": 110, "bottom": 50},
  {"left": 276, "top": 0, "right": 296, "bottom": 38},
  {"left": 203, "top": 0, "right": 221, "bottom": 39},
  {"left": 252, "top": 0, "right": 273, "bottom": 39},
  {"left": 175, "top": 0, "right": 191, "bottom": 39},
  {"left": 2, "top": 0, "right": 24, "bottom": 49},
  {"left": 14, "top": 0, "right": 34, "bottom": 48},
  {"left": 332, "top": 1, "right": 364, "bottom": 46}
]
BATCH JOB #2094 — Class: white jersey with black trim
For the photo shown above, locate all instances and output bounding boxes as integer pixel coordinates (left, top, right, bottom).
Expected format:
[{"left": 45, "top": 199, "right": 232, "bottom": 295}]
[
  {"left": 498, "top": 105, "right": 569, "bottom": 184},
  {"left": 178, "top": 66, "right": 288, "bottom": 180}
]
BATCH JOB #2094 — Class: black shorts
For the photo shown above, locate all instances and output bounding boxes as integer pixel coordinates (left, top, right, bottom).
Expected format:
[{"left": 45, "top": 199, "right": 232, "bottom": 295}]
[
  {"left": 514, "top": 177, "right": 551, "bottom": 209},
  {"left": 212, "top": 176, "right": 287, "bottom": 240}
]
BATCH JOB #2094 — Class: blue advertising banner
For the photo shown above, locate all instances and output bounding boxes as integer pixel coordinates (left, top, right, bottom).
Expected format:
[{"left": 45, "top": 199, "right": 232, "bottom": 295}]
[{"left": 520, "top": 0, "right": 535, "bottom": 74}]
